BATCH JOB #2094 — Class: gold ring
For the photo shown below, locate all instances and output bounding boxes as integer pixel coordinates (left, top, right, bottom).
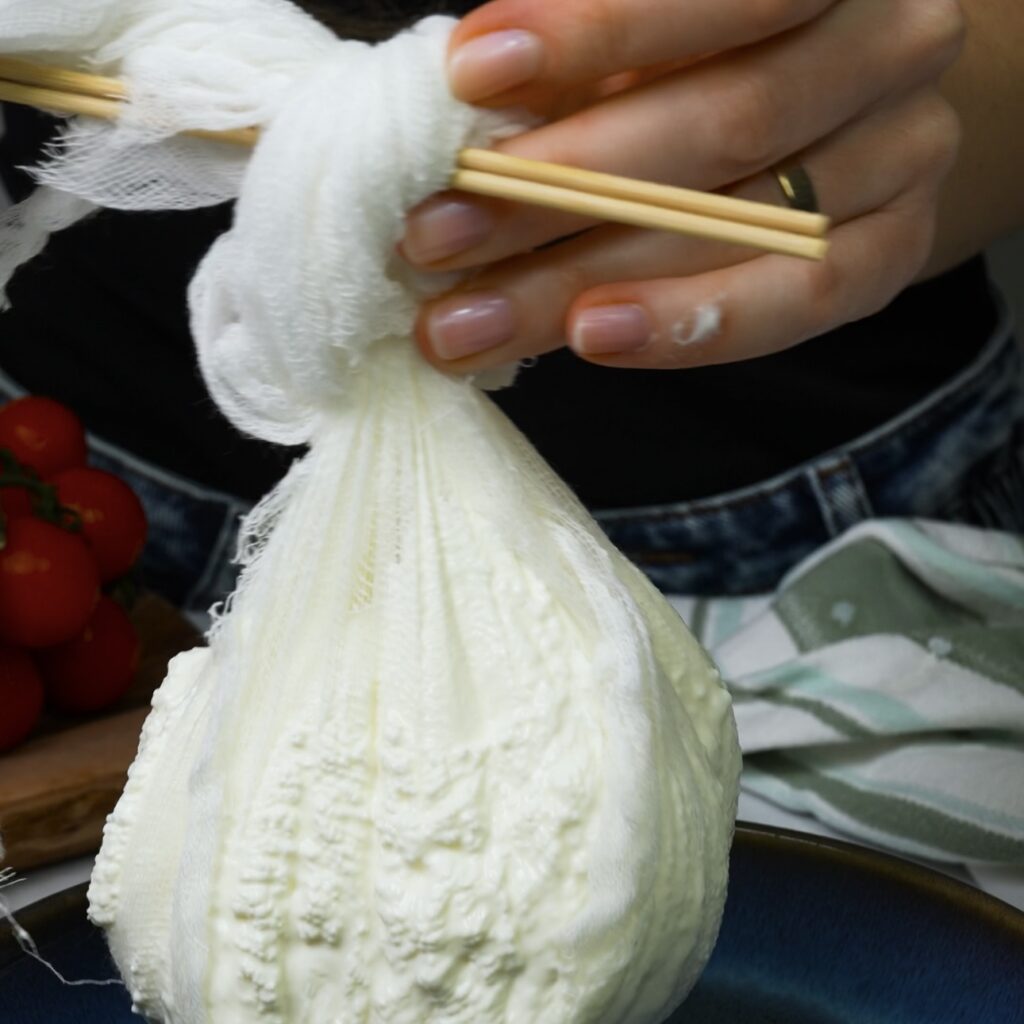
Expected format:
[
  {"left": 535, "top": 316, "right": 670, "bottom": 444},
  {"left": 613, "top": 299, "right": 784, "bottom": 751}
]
[{"left": 773, "top": 164, "right": 819, "bottom": 214}]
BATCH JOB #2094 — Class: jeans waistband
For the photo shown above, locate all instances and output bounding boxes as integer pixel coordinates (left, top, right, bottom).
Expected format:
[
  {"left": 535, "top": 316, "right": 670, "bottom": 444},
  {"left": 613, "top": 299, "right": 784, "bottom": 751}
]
[
  {"left": 2, "top": 296, "right": 1019, "bottom": 604},
  {"left": 596, "top": 292, "right": 1024, "bottom": 595}
]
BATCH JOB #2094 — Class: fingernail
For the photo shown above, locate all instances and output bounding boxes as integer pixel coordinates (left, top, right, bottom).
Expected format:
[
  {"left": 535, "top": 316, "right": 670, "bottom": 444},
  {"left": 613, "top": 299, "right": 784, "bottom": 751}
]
[
  {"left": 427, "top": 292, "right": 516, "bottom": 360},
  {"left": 403, "top": 198, "right": 494, "bottom": 265},
  {"left": 448, "top": 30, "right": 544, "bottom": 101},
  {"left": 572, "top": 305, "right": 652, "bottom": 355}
]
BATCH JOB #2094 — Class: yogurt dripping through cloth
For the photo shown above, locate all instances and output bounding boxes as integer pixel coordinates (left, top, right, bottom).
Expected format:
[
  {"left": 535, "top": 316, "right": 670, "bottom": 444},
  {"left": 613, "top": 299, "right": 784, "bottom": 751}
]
[{"left": 0, "top": 2, "right": 741, "bottom": 1021}]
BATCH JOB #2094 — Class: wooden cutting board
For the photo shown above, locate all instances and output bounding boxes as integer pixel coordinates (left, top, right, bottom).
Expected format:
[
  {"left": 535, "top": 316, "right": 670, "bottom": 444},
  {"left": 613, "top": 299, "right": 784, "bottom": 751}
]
[{"left": 0, "top": 593, "right": 201, "bottom": 871}]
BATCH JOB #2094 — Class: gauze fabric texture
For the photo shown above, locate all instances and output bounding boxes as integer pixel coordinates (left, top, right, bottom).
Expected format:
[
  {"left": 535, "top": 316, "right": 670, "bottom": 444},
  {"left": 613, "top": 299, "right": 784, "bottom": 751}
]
[{"left": 0, "top": 2, "right": 740, "bottom": 1022}]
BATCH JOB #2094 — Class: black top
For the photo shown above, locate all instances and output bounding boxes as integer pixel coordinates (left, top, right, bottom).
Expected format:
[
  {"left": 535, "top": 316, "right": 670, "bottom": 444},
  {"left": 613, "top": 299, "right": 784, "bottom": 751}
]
[{"left": 0, "top": 105, "right": 997, "bottom": 508}]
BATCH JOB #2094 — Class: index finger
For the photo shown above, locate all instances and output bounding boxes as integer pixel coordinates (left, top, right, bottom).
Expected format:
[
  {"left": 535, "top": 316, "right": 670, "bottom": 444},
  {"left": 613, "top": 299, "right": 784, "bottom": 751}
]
[{"left": 448, "top": 0, "right": 838, "bottom": 105}]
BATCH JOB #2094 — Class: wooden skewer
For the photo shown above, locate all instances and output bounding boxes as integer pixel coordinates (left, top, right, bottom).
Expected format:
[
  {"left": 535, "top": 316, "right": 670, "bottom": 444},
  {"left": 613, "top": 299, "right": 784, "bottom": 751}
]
[
  {"left": 451, "top": 168, "right": 828, "bottom": 260},
  {"left": 0, "top": 79, "right": 123, "bottom": 125},
  {"left": 0, "top": 58, "right": 260, "bottom": 147},
  {"left": 0, "top": 59, "right": 829, "bottom": 238},
  {"left": 0, "top": 78, "right": 260, "bottom": 147},
  {"left": 0, "top": 56, "right": 127, "bottom": 100},
  {"left": 458, "top": 149, "right": 829, "bottom": 239},
  {"left": 0, "top": 56, "right": 829, "bottom": 260}
]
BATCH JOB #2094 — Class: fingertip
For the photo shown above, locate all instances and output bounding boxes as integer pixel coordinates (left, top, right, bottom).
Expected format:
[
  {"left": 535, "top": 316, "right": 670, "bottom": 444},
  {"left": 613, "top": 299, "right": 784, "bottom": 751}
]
[
  {"left": 412, "top": 321, "right": 511, "bottom": 377},
  {"left": 568, "top": 302, "right": 653, "bottom": 358},
  {"left": 565, "top": 284, "right": 735, "bottom": 370},
  {"left": 447, "top": 28, "right": 545, "bottom": 103},
  {"left": 414, "top": 289, "right": 522, "bottom": 382},
  {"left": 401, "top": 193, "right": 496, "bottom": 268}
]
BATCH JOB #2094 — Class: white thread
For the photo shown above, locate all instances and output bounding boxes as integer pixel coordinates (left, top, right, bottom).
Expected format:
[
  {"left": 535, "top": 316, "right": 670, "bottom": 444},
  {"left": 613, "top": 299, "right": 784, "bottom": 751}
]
[
  {"left": 0, "top": 865, "right": 22, "bottom": 891},
  {"left": 0, "top": 847, "right": 123, "bottom": 989},
  {"left": 0, "top": 898, "right": 126, "bottom": 989}
]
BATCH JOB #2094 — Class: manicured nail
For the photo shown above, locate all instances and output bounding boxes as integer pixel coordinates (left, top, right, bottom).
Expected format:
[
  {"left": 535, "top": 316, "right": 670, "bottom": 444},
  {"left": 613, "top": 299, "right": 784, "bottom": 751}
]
[
  {"left": 448, "top": 30, "right": 544, "bottom": 101},
  {"left": 403, "top": 198, "right": 494, "bottom": 265},
  {"left": 572, "top": 305, "right": 652, "bottom": 355},
  {"left": 427, "top": 292, "right": 516, "bottom": 360}
]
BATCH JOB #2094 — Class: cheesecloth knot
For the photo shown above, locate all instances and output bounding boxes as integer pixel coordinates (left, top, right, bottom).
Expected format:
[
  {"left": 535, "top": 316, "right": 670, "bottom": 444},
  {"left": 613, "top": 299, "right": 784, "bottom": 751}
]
[
  {"left": 0, "top": 2, "right": 524, "bottom": 446},
  {"left": 190, "top": 18, "right": 519, "bottom": 446}
]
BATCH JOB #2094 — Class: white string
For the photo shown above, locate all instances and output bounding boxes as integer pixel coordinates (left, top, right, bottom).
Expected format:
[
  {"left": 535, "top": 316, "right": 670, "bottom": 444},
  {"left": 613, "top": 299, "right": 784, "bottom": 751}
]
[
  {"left": 0, "top": 850, "right": 124, "bottom": 989},
  {"left": 0, "top": 865, "right": 22, "bottom": 890}
]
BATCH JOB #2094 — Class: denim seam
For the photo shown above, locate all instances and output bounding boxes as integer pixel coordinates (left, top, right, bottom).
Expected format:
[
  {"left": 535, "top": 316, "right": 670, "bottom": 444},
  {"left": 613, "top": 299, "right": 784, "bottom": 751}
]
[{"left": 806, "top": 465, "right": 838, "bottom": 538}]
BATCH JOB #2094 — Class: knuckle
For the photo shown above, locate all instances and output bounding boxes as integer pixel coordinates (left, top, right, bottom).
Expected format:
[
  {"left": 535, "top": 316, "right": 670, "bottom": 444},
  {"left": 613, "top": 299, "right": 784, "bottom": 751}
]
[
  {"left": 533, "top": 255, "right": 595, "bottom": 319},
  {"left": 904, "top": 93, "right": 962, "bottom": 177},
  {"left": 552, "top": 259, "right": 592, "bottom": 301},
  {"left": 799, "top": 256, "right": 845, "bottom": 331},
  {"left": 709, "top": 73, "right": 785, "bottom": 177},
  {"left": 744, "top": 0, "right": 816, "bottom": 37},
  {"left": 921, "top": 96, "right": 962, "bottom": 171},
  {"left": 565, "top": 0, "right": 634, "bottom": 74},
  {"left": 905, "top": 236, "right": 934, "bottom": 284},
  {"left": 537, "top": 109, "right": 601, "bottom": 171},
  {"left": 907, "top": 0, "right": 966, "bottom": 68},
  {"left": 898, "top": 207, "right": 940, "bottom": 280}
]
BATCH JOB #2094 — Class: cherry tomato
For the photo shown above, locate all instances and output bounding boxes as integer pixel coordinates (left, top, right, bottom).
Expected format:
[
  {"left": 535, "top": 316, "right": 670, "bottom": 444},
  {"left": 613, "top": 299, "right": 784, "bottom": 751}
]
[
  {"left": 0, "top": 485, "right": 33, "bottom": 520},
  {"left": 51, "top": 467, "right": 147, "bottom": 582},
  {"left": 0, "top": 396, "right": 87, "bottom": 478},
  {"left": 38, "top": 596, "right": 140, "bottom": 716},
  {"left": 0, "top": 517, "right": 100, "bottom": 648},
  {"left": 0, "top": 646, "right": 44, "bottom": 752}
]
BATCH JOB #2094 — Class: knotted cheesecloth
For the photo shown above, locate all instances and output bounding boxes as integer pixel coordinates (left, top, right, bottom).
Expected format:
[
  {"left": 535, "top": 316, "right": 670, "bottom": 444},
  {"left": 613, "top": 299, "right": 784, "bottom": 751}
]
[{"left": 0, "top": 2, "right": 740, "bottom": 1022}]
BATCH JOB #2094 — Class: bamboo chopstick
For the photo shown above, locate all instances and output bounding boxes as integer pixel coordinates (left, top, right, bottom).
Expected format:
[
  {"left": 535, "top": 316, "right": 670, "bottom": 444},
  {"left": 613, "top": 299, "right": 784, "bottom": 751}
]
[
  {"left": 0, "top": 78, "right": 124, "bottom": 125},
  {"left": 0, "top": 56, "right": 262, "bottom": 146},
  {"left": 451, "top": 167, "right": 827, "bottom": 260},
  {"left": 457, "top": 149, "right": 828, "bottom": 239},
  {"left": 0, "top": 56, "right": 126, "bottom": 100},
  {"left": 0, "top": 56, "right": 829, "bottom": 260},
  {"left": 0, "top": 59, "right": 261, "bottom": 147}
]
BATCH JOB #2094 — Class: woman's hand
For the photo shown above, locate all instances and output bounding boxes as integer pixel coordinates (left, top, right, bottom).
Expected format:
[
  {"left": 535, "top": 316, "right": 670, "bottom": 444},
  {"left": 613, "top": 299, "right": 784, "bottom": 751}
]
[{"left": 401, "top": 0, "right": 965, "bottom": 372}]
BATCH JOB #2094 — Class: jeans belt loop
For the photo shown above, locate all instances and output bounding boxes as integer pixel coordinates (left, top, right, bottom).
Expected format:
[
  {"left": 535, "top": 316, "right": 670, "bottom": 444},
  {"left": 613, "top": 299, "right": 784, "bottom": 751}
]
[{"left": 806, "top": 454, "right": 874, "bottom": 538}]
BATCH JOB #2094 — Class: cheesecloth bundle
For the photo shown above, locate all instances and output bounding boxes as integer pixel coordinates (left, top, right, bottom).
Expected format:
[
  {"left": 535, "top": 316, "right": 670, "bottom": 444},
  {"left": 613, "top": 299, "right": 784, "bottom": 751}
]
[{"left": 0, "top": 2, "right": 740, "bottom": 1021}]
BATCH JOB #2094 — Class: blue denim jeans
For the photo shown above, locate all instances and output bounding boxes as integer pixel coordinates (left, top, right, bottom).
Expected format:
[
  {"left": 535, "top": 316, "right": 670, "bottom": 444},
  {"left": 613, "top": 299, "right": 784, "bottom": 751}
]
[
  {"left": 2, "top": 295, "right": 1021, "bottom": 611},
  {"left": 597, "top": 294, "right": 1024, "bottom": 594}
]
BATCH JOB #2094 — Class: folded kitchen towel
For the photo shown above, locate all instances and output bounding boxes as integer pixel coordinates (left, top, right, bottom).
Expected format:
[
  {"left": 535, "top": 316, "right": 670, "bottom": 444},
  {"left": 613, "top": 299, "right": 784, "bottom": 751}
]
[{"left": 671, "top": 519, "right": 1024, "bottom": 864}]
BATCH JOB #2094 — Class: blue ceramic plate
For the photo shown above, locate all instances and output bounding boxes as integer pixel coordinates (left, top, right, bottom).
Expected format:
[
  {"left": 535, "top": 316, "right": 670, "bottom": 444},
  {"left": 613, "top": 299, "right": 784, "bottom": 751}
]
[{"left": 3, "top": 823, "right": 1023, "bottom": 1023}]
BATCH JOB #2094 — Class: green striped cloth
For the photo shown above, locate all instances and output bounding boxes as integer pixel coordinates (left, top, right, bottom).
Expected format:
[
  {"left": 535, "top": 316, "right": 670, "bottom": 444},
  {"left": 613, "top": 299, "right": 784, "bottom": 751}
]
[{"left": 669, "top": 519, "right": 1024, "bottom": 865}]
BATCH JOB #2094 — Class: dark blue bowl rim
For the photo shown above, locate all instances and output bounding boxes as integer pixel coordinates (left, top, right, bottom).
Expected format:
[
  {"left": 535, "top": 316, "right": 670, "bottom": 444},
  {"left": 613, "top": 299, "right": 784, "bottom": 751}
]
[
  {"left": 3, "top": 820, "right": 1022, "bottom": 973},
  {"left": 732, "top": 821, "right": 1024, "bottom": 937}
]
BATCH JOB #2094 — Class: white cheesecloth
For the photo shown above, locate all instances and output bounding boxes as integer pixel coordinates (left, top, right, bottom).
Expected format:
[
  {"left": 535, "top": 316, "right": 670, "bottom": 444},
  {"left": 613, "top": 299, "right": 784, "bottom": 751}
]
[{"left": 0, "top": 3, "right": 740, "bottom": 1022}]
